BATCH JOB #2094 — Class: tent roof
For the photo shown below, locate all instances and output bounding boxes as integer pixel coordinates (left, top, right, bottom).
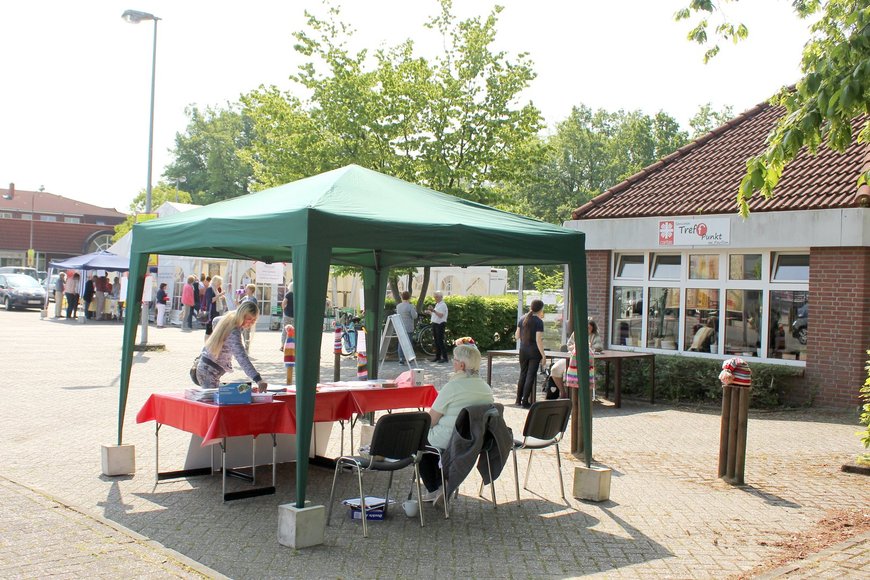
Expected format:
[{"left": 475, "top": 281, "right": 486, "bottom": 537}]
[
  {"left": 130, "top": 165, "right": 582, "bottom": 268},
  {"left": 50, "top": 250, "right": 130, "bottom": 272}
]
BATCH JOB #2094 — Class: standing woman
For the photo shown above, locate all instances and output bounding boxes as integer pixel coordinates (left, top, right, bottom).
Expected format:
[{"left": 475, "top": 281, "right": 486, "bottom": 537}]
[
  {"left": 515, "top": 299, "right": 546, "bottom": 408},
  {"left": 181, "top": 275, "right": 196, "bottom": 330},
  {"left": 155, "top": 282, "right": 169, "bottom": 328},
  {"left": 195, "top": 301, "right": 268, "bottom": 391},
  {"left": 65, "top": 272, "right": 81, "bottom": 319},
  {"left": 204, "top": 275, "right": 224, "bottom": 336}
]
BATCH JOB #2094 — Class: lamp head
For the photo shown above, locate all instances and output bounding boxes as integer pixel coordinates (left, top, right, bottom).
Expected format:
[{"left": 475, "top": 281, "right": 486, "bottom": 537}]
[{"left": 122, "top": 9, "right": 159, "bottom": 24}]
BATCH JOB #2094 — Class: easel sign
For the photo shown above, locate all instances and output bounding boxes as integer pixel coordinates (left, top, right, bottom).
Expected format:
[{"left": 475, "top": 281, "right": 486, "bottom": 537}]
[{"left": 379, "top": 314, "right": 416, "bottom": 369}]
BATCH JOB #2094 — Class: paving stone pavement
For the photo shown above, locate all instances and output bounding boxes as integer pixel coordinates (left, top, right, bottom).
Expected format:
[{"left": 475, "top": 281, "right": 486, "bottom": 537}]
[{"left": 0, "top": 309, "right": 868, "bottom": 579}]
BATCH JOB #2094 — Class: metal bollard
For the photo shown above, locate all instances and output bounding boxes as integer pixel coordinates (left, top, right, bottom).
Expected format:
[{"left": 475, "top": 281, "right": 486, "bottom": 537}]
[{"left": 717, "top": 357, "right": 751, "bottom": 485}]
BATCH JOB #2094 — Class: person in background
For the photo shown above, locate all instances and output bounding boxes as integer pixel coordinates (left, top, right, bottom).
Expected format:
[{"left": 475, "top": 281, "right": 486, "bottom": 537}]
[
  {"left": 111, "top": 276, "right": 122, "bottom": 320},
  {"left": 181, "top": 275, "right": 196, "bottom": 330},
  {"left": 240, "top": 283, "right": 257, "bottom": 351},
  {"left": 195, "top": 301, "right": 268, "bottom": 392},
  {"left": 54, "top": 272, "right": 66, "bottom": 318},
  {"left": 82, "top": 275, "right": 96, "bottom": 319},
  {"left": 689, "top": 317, "right": 717, "bottom": 353},
  {"left": 155, "top": 282, "right": 169, "bottom": 328},
  {"left": 94, "top": 275, "right": 108, "bottom": 320},
  {"left": 192, "top": 274, "right": 201, "bottom": 325},
  {"left": 396, "top": 291, "right": 418, "bottom": 364},
  {"left": 418, "top": 341, "right": 494, "bottom": 504},
  {"left": 588, "top": 318, "right": 604, "bottom": 353},
  {"left": 204, "top": 275, "right": 223, "bottom": 336},
  {"left": 280, "top": 283, "right": 294, "bottom": 351},
  {"left": 515, "top": 299, "right": 546, "bottom": 408},
  {"left": 64, "top": 273, "right": 80, "bottom": 319},
  {"left": 199, "top": 274, "right": 211, "bottom": 315},
  {"left": 426, "top": 292, "right": 449, "bottom": 363}
]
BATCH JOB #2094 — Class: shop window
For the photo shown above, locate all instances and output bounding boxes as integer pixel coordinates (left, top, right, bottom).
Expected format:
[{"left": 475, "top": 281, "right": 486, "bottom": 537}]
[
  {"left": 612, "top": 286, "right": 643, "bottom": 346},
  {"left": 689, "top": 255, "right": 719, "bottom": 280},
  {"left": 772, "top": 254, "right": 809, "bottom": 281},
  {"left": 684, "top": 288, "right": 720, "bottom": 352},
  {"left": 646, "top": 287, "right": 680, "bottom": 349},
  {"left": 615, "top": 254, "right": 644, "bottom": 279},
  {"left": 64, "top": 217, "right": 81, "bottom": 224},
  {"left": 40, "top": 215, "right": 57, "bottom": 222},
  {"left": 650, "top": 254, "right": 681, "bottom": 280},
  {"left": 768, "top": 290, "right": 808, "bottom": 360},
  {"left": 729, "top": 254, "right": 762, "bottom": 280},
  {"left": 724, "top": 289, "right": 763, "bottom": 357}
]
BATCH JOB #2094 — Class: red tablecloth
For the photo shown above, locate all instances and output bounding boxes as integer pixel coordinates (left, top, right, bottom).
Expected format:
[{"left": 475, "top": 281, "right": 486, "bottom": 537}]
[
  {"left": 136, "top": 386, "right": 437, "bottom": 445},
  {"left": 348, "top": 385, "right": 437, "bottom": 414},
  {"left": 136, "top": 393, "right": 295, "bottom": 446}
]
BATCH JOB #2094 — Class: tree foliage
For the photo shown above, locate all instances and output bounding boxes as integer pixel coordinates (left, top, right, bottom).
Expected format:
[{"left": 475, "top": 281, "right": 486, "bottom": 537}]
[
  {"left": 163, "top": 104, "right": 255, "bottom": 205},
  {"left": 689, "top": 102, "right": 735, "bottom": 137},
  {"left": 677, "top": 0, "right": 870, "bottom": 216},
  {"left": 112, "top": 183, "right": 193, "bottom": 242},
  {"left": 506, "top": 105, "right": 689, "bottom": 224}
]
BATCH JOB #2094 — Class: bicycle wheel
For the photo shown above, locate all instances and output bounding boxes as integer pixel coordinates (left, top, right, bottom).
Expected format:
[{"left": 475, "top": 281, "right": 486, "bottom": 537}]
[
  {"left": 341, "top": 328, "right": 357, "bottom": 356},
  {"left": 417, "top": 325, "right": 435, "bottom": 357}
]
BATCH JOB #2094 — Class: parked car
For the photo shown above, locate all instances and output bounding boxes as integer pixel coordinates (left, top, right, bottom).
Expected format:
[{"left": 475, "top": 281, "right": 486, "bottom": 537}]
[
  {"left": 45, "top": 274, "right": 60, "bottom": 302},
  {"left": 791, "top": 304, "right": 808, "bottom": 345},
  {"left": 0, "top": 273, "right": 47, "bottom": 310},
  {"left": 0, "top": 266, "right": 40, "bottom": 280}
]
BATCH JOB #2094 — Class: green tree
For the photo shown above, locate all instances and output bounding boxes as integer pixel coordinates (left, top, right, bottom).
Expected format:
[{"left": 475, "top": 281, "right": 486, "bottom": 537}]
[
  {"left": 112, "top": 183, "right": 193, "bottom": 242},
  {"left": 164, "top": 104, "right": 255, "bottom": 204},
  {"left": 507, "top": 105, "right": 688, "bottom": 224},
  {"left": 676, "top": 0, "right": 870, "bottom": 216},
  {"left": 689, "top": 102, "right": 735, "bottom": 137}
]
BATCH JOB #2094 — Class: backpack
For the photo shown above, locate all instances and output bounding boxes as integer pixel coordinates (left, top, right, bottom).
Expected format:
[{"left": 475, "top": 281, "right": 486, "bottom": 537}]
[{"left": 541, "top": 367, "right": 560, "bottom": 400}]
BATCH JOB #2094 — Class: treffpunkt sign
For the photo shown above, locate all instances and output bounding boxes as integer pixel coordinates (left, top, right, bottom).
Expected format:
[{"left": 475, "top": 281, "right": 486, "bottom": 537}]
[{"left": 658, "top": 218, "right": 730, "bottom": 246}]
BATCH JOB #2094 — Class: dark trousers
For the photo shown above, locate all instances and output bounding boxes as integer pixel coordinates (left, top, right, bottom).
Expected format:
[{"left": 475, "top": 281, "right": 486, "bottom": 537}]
[
  {"left": 433, "top": 322, "right": 447, "bottom": 360},
  {"left": 65, "top": 293, "right": 79, "bottom": 318},
  {"left": 419, "top": 452, "right": 443, "bottom": 492},
  {"left": 516, "top": 353, "right": 541, "bottom": 406},
  {"left": 83, "top": 298, "right": 93, "bottom": 319}
]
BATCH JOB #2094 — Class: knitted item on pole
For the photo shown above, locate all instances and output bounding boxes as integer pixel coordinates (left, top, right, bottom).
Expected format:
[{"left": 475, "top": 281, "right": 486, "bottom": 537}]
[
  {"left": 356, "top": 329, "right": 367, "bottom": 380},
  {"left": 284, "top": 325, "right": 295, "bottom": 384},
  {"left": 334, "top": 327, "right": 342, "bottom": 354}
]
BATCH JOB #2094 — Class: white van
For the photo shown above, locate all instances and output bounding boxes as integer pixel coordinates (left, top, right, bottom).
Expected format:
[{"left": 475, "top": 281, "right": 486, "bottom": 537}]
[{"left": 0, "top": 266, "right": 40, "bottom": 281}]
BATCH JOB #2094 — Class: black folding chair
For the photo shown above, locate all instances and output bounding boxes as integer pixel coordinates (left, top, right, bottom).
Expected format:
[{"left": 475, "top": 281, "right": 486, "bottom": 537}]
[
  {"left": 327, "top": 411, "right": 430, "bottom": 538},
  {"left": 511, "top": 399, "right": 572, "bottom": 502}
]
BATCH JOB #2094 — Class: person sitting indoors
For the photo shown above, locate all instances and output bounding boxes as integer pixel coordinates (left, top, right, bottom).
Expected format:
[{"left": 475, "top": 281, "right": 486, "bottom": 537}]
[
  {"left": 419, "top": 339, "right": 494, "bottom": 505},
  {"left": 689, "top": 318, "right": 717, "bottom": 353},
  {"left": 195, "top": 301, "right": 268, "bottom": 392}
]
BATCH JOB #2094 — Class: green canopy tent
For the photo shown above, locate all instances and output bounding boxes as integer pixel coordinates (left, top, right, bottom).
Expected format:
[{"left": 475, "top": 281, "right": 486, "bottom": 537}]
[{"left": 118, "top": 165, "right": 591, "bottom": 507}]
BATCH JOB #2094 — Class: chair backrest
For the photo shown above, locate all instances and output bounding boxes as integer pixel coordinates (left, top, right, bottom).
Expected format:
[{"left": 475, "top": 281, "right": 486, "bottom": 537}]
[
  {"left": 369, "top": 411, "right": 431, "bottom": 460},
  {"left": 522, "top": 399, "right": 572, "bottom": 441}
]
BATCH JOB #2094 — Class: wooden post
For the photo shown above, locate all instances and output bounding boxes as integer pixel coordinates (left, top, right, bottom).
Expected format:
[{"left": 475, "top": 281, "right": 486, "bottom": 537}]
[
  {"left": 717, "top": 386, "right": 732, "bottom": 478},
  {"left": 733, "top": 387, "right": 750, "bottom": 485}
]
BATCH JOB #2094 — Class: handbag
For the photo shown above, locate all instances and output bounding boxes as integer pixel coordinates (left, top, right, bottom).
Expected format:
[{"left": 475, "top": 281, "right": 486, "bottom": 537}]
[
  {"left": 542, "top": 375, "right": 560, "bottom": 400},
  {"left": 189, "top": 355, "right": 202, "bottom": 385}
]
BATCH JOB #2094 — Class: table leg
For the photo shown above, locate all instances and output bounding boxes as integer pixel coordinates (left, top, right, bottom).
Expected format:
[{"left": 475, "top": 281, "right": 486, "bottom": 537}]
[
  {"left": 486, "top": 353, "right": 494, "bottom": 385},
  {"left": 604, "top": 361, "right": 611, "bottom": 400},
  {"left": 251, "top": 436, "right": 257, "bottom": 486},
  {"left": 569, "top": 387, "right": 582, "bottom": 455},
  {"left": 614, "top": 360, "right": 622, "bottom": 409},
  {"left": 272, "top": 434, "right": 277, "bottom": 488},
  {"left": 649, "top": 356, "right": 656, "bottom": 404}
]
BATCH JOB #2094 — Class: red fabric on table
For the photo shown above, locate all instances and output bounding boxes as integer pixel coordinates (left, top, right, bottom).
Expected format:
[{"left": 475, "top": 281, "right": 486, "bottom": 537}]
[
  {"left": 349, "top": 385, "right": 437, "bottom": 414},
  {"left": 273, "top": 390, "right": 355, "bottom": 430},
  {"left": 136, "top": 393, "right": 295, "bottom": 446}
]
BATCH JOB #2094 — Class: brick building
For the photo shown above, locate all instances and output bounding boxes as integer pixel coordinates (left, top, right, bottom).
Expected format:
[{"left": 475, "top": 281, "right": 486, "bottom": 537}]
[
  {"left": 0, "top": 184, "right": 127, "bottom": 271},
  {"left": 565, "top": 102, "right": 869, "bottom": 407}
]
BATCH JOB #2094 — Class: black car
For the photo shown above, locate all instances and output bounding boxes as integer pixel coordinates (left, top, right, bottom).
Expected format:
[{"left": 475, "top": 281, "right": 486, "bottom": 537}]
[
  {"left": 0, "top": 273, "right": 47, "bottom": 310},
  {"left": 791, "top": 304, "right": 808, "bottom": 345}
]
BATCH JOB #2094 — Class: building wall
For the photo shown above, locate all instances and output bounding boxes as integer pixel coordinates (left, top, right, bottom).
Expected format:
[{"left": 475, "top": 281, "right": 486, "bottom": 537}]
[
  {"left": 805, "top": 246, "right": 869, "bottom": 407},
  {"left": 586, "top": 250, "right": 611, "bottom": 344}
]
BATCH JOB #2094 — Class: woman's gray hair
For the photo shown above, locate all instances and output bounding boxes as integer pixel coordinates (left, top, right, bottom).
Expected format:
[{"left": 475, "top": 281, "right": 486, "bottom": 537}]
[{"left": 452, "top": 344, "right": 481, "bottom": 375}]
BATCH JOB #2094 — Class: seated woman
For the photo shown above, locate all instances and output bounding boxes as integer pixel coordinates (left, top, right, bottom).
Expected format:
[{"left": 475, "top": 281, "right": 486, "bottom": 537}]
[
  {"left": 419, "top": 340, "right": 494, "bottom": 504},
  {"left": 689, "top": 318, "right": 717, "bottom": 353},
  {"left": 195, "top": 301, "right": 268, "bottom": 392}
]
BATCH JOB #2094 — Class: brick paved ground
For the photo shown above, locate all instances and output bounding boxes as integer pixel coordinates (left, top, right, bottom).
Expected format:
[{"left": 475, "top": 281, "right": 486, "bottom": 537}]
[{"left": 0, "top": 309, "right": 867, "bottom": 578}]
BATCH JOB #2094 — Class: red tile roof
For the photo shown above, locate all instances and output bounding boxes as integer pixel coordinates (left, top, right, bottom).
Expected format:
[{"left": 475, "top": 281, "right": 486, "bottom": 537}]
[
  {"left": 0, "top": 188, "right": 127, "bottom": 219},
  {"left": 571, "top": 102, "right": 869, "bottom": 220},
  {"left": 0, "top": 219, "right": 116, "bottom": 254}
]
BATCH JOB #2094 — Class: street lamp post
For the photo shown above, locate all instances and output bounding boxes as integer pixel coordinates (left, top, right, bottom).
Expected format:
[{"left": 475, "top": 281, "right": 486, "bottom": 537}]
[{"left": 123, "top": 9, "right": 160, "bottom": 345}]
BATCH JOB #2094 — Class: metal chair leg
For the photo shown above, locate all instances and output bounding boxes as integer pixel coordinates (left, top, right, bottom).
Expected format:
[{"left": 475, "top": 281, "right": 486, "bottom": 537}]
[
  {"left": 486, "top": 452, "right": 497, "bottom": 508},
  {"left": 523, "top": 449, "right": 534, "bottom": 491},
  {"left": 414, "top": 463, "right": 425, "bottom": 528},
  {"left": 384, "top": 471, "right": 394, "bottom": 518},
  {"left": 326, "top": 461, "right": 342, "bottom": 524},
  {"left": 512, "top": 448, "right": 520, "bottom": 501},
  {"left": 555, "top": 443, "right": 566, "bottom": 501},
  {"left": 356, "top": 466, "right": 367, "bottom": 538}
]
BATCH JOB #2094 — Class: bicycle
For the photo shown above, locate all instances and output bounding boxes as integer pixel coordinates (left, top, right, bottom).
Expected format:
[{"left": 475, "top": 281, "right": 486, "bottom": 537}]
[{"left": 386, "top": 318, "right": 436, "bottom": 359}]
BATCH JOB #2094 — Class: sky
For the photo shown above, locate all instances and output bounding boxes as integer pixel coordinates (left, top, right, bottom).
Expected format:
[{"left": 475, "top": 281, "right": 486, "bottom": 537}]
[{"left": 1, "top": 1, "right": 811, "bottom": 213}]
